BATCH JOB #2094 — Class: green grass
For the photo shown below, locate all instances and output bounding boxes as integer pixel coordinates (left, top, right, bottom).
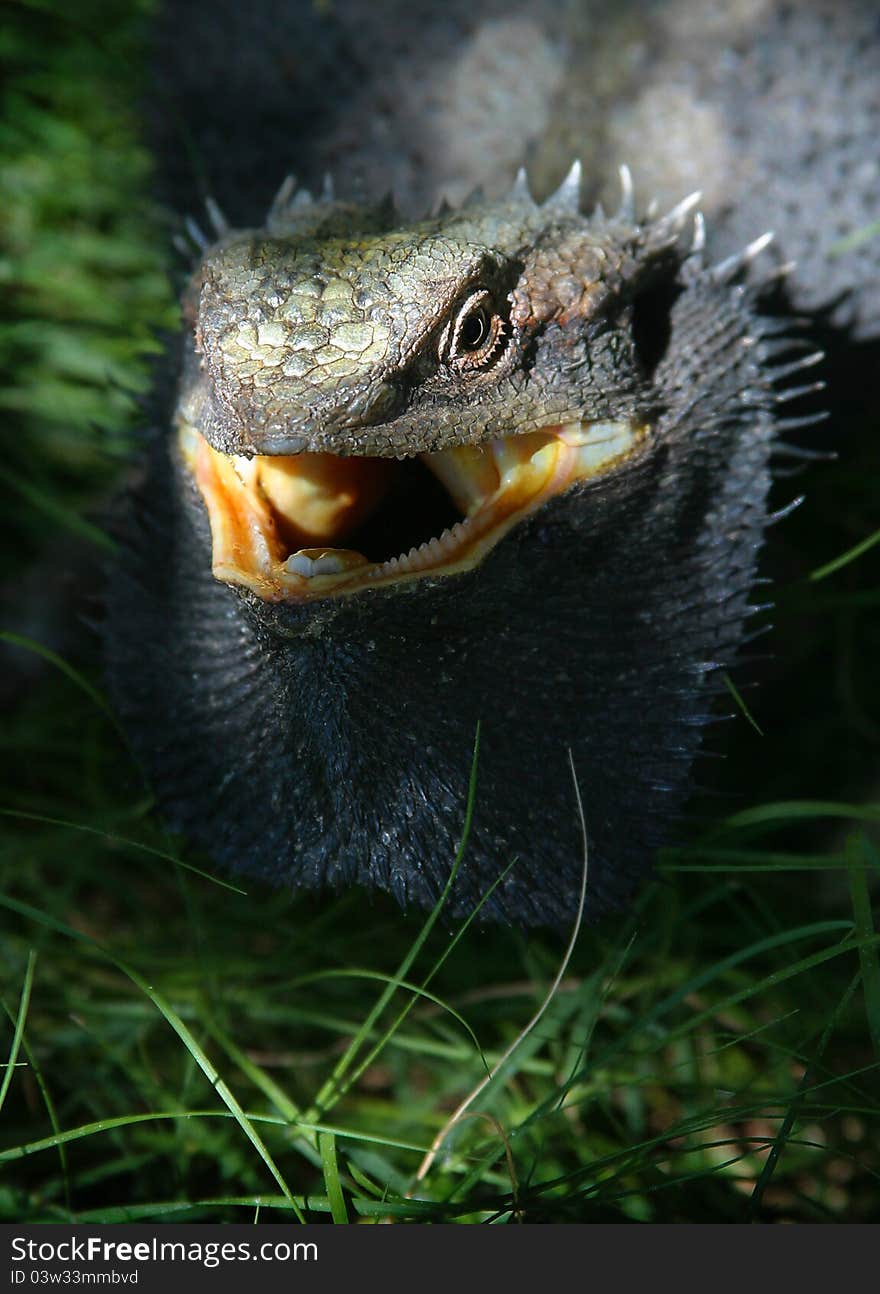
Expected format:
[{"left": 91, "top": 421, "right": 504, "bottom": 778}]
[
  {"left": 0, "top": 0, "right": 177, "bottom": 573},
  {"left": 1, "top": 0, "right": 878, "bottom": 1224}
]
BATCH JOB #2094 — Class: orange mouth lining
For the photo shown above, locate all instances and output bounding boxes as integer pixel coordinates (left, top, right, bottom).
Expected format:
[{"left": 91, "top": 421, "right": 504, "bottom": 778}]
[{"left": 178, "top": 418, "right": 645, "bottom": 603}]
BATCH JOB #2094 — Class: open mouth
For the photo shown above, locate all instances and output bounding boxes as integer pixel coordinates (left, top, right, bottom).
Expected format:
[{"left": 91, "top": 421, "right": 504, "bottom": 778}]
[{"left": 177, "top": 418, "right": 645, "bottom": 602}]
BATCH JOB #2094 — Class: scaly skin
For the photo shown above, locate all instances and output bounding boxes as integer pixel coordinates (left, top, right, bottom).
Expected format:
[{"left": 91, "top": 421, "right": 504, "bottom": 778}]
[
  {"left": 106, "top": 171, "right": 792, "bottom": 927},
  {"left": 180, "top": 175, "right": 693, "bottom": 459}
]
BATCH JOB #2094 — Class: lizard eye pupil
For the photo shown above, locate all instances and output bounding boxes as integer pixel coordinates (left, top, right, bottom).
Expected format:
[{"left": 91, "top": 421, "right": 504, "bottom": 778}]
[
  {"left": 459, "top": 306, "right": 490, "bottom": 351},
  {"left": 445, "top": 289, "right": 506, "bottom": 367}
]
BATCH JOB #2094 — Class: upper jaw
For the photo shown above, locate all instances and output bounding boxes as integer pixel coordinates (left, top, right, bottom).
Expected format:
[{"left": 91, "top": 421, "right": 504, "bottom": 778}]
[
  {"left": 178, "top": 379, "right": 609, "bottom": 461},
  {"left": 177, "top": 345, "right": 397, "bottom": 458},
  {"left": 178, "top": 355, "right": 540, "bottom": 460},
  {"left": 177, "top": 334, "right": 627, "bottom": 460}
]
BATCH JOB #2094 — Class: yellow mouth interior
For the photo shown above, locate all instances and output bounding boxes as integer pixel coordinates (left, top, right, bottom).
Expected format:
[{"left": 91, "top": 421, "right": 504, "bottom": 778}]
[{"left": 178, "top": 418, "right": 644, "bottom": 602}]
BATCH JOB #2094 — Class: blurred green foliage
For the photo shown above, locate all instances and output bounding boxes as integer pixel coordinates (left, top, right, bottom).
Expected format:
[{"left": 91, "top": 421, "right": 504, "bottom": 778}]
[{"left": 0, "top": 0, "right": 176, "bottom": 569}]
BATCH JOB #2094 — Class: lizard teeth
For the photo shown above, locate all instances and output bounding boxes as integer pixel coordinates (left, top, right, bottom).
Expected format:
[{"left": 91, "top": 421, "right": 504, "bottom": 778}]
[
  {"left": 557, "top": 421, "right": 596, "bottom": 447},
  {"left": 375, "top": 522, "right": 469, "bottom": 577},
  {"left": 286, "top": 549, "right": 368, "bottom": 578},
  {"left": 183, "top": 418, "right": 644, "bottom": 603},
  {"left": 286, "top": 553, "right": 317, "bottom": 577}
]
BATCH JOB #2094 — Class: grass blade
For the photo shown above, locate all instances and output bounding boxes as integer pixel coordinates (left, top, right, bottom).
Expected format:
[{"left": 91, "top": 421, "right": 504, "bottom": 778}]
[
  {"left": 846, "top": 834, "right": 880, "bottom": 1060},
  {"left": 0, "top": 950, "right": 36, "bottom": 1115},
  {"left": 319, "top": 1131, "right": 349, "bottom": 1224},
  {"left": 305, "top": 723, "right": 481, "bottom": 1121},
  {"left": 0, "top": 808, "right": 247, "bottom": 894},
  {"left": 748, "top": 973, "right": 862, "bottom": 1218},
  {"left": 809, "top": 525, "right": 880, "bottom": 581},
  {"left": 1, "top": 632, "right": 115, "bottom": 725},
  {"left": 721, "top": 672, "right": 764, "bottom": 736},
  {"left": 0, "top": 891, "right": 304, "bottom": 1221},
  {"left": 411, "top": 748, "right": 590, "bottom": 1187}
]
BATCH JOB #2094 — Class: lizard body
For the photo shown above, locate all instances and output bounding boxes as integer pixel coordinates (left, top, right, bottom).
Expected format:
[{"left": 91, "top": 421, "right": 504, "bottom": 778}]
[
  {"left": 105, "top": 0, "right": 877, "bottom": 925},
  {"left": 106, "top": 172, "right": 786, "bottom": 925}
]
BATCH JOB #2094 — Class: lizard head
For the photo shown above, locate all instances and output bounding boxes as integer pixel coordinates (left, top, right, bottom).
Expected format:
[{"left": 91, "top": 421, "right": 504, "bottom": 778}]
[{"left": 176, "top": 167, "right": 703, "bottom": 601}]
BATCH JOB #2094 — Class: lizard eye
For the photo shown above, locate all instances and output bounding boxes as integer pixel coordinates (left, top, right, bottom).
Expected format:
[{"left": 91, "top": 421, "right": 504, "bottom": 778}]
[
  {"left": 458, "top": 304, "right": 490, "bottom": 350},
  {"left": 445, "top": 289, "right": 505, "bottom": 368}
]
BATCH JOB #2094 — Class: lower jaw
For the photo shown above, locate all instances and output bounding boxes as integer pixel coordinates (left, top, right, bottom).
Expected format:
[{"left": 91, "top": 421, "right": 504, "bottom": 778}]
[{"left": 177, "top": 417, "right": 645, "bottom": 603}]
